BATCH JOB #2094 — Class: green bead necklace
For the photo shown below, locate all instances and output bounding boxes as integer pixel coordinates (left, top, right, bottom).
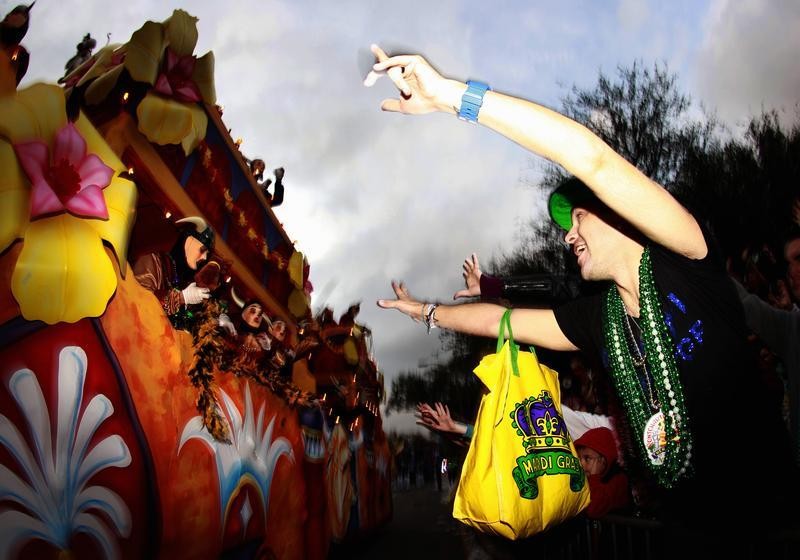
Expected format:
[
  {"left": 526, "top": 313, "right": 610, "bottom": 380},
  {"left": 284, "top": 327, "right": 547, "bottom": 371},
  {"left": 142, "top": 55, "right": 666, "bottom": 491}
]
[{"left": 602, "top": 247, "right": 693, "bottom": 488}]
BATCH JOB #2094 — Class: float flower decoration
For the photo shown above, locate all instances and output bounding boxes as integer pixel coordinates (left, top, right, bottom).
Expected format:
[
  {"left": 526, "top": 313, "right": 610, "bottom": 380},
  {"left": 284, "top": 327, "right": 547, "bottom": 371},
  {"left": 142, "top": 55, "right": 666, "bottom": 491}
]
[
  {"left": 0, "top": 82, "right": 137, "bottom": 324},
  {"left": 127, "top": 9, "right": 215, "bottom": 154},
  {"left": 0, "top": 346, "right": 133, "bottom": 559},
  {"left": 64, "top": 9, "right": 215, "bottom": 155},
  {"left": 68, "top": 43, "right": 128, "bottom": 98}
]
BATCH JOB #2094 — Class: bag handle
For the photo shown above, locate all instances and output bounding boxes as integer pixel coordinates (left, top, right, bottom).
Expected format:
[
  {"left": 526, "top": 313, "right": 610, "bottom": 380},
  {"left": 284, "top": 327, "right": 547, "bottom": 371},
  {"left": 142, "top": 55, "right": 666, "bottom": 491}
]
[
  {"left": 493, "top": 309, "right": 541, "bottom": 427},
  {"left": 497, "top": 308, "right": 519, "bottom": 377},
  {"left": 493, "top": 309, "right": 518, "bottom": 427}
]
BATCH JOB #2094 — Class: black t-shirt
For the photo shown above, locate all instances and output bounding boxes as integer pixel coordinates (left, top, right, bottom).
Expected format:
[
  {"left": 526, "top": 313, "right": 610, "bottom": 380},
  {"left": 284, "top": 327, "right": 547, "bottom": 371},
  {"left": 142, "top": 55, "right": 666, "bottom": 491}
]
[{"left": 554, "top": 237, "right": 796, "bottom": 524}]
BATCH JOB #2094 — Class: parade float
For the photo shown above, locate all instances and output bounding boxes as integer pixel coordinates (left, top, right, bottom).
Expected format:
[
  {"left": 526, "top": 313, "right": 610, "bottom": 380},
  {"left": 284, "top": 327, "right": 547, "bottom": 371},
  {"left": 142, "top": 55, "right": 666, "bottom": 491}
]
[{"left": 0, "top": 7, "right": 391, "bottom": 559}]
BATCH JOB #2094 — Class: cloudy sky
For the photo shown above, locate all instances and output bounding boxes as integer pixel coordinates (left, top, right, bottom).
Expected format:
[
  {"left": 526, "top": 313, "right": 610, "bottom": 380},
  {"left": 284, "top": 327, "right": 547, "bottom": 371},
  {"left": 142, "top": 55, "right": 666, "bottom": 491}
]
[{"left": 18, "top": 0, "right": 800, "bottom": 432}]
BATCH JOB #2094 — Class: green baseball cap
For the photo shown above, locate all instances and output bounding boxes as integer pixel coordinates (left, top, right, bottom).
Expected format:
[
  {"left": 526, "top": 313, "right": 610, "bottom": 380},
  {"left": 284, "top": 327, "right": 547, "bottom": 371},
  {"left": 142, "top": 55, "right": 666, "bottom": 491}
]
[{"left": 547, "top": 177, "right": 598, "bottom": 231}]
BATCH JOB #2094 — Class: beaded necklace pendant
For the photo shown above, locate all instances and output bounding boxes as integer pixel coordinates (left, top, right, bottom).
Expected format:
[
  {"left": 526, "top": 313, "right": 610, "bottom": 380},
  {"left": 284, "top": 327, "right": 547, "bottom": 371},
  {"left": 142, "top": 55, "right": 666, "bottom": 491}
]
[
  {"left": 602, "top": 247, "right": 693, "bottom": 488},
  {"left": 643, "top": 411, "right": 665, "bottom": 465}
]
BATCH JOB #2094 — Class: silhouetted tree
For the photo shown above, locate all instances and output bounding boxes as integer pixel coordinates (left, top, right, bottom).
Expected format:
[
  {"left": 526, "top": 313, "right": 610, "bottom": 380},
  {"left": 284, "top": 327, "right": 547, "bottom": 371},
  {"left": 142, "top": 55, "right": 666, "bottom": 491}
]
[
  {"left": 675, "top": 110, "right": 800, "bottom": 258},
  {"left": 561, "top": 60, "right": 717, "bottom": 189}
]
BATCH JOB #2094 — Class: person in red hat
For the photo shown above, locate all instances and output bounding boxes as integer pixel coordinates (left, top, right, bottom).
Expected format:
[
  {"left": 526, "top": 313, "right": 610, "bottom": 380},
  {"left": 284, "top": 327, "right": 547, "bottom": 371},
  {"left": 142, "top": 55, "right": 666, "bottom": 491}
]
[{"left": 574, "top": 427, "right": 631, "bottom": 518}]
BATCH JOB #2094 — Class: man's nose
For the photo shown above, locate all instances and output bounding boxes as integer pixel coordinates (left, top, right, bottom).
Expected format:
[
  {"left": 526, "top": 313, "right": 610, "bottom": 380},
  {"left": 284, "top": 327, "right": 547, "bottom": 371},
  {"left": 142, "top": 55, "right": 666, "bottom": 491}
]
[{"left": 564, "top": 227, "right": 577, "bottom": 246}]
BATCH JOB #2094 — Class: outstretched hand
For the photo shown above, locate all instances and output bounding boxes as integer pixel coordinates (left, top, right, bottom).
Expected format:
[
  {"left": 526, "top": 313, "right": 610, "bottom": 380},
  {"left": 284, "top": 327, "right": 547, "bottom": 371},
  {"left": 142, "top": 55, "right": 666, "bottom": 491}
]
[
  {"left": 377, "top": 281, "right": 425, "bottom": 321},
  {"left": 453, "top": 253, "right": 483, "bottom": 300},
  {"left": 416, "top": 402, "right": 460, "bottom": 434},
  {"left": 363, "top": 44, "right": 462, "bottom": 116}
]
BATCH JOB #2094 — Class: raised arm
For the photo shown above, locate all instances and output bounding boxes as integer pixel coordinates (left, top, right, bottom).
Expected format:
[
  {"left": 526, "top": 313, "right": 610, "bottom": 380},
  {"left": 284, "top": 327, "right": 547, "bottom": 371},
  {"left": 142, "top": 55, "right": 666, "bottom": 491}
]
[
  {"left": 377, "top": 281, "right": 577, "bottom": 351},
  {"left": 367, "top": 45, "right": 706, "bottom": 259}
]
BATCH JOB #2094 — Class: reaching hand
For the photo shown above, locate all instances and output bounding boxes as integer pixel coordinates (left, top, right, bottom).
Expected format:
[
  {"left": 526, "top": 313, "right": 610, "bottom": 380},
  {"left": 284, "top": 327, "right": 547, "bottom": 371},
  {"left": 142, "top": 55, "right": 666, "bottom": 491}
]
[
  {"left": 415, "top": 402, "right": 461, "bottom": 434},
  {"left": 217, "top": 313, "right": 237, "bottom": 336},
  {"left": 453, "top": 253, "right": 483, "bottom": 300},
  {"left": 364, "top": 44, "right": 463, "bottom": 116},
  {"left": 377, "top": 281, "right": 426, "bottom": 321},
  {"left": 182, "top": 282, "right": 210, "bottom": 305}
]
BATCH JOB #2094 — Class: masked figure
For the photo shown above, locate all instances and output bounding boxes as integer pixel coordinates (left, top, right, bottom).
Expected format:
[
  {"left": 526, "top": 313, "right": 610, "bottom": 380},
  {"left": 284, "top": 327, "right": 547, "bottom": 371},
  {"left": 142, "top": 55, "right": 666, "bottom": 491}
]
[
  {"left": 221, "top": 287, "right": 319, "bottom": 408},
  {"left": 134, "top": 216, "right": 215, "bottom": 329}
]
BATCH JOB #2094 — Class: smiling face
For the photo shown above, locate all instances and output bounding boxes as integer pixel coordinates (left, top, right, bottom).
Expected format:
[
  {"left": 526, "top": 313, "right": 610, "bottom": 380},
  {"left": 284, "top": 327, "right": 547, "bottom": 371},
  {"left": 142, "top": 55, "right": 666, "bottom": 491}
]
[
  {"left": 563, "top": 203, "right": 641, "bottom": 283},
  {"left": 184, "top": 236, "right": 209, "bottom": 270},
  {"left": 565, "top": 207, "right": 616, "bottom": 281}
]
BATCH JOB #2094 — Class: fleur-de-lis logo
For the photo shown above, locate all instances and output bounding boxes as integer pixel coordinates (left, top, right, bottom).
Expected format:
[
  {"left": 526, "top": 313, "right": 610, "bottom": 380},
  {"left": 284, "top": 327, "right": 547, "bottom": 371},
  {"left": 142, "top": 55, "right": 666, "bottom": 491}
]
[
  {"left": 0, "top": 346, "right": 132, "bottom": 559},
  {"left": 179, "top": 382, "right": 294, "bottom": 534},
  {"left": 536, "top": 410, "right": 560, "bottom": 436}
]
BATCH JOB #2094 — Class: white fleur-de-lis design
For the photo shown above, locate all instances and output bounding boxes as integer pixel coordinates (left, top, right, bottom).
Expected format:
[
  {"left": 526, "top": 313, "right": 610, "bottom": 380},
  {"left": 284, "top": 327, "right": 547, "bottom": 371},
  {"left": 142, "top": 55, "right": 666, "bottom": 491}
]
[
  {"left": 0, "top": 346, "right": 132, "bottom": 560},
  {"left": 179, "top": 382, "right": 294, "bottom": 531}
]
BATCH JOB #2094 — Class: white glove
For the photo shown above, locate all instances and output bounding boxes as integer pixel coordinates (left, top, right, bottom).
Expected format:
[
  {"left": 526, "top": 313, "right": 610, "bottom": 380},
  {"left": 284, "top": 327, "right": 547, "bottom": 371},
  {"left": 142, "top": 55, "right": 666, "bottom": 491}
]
[
  {"left": 182, "top": 282, "right": 210, "bottom": 305},
  {"left": 217, "top": 313, "right": 237, "bottom": 336}
]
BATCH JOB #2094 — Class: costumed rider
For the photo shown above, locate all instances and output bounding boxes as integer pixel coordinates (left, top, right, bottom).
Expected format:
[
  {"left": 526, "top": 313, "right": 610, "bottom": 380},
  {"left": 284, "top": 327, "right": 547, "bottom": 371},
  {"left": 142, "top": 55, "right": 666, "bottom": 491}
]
[
  {"left": 222, "top": 287, "right": 317, "bottom": 407},
  {"left": 133, "top": 216, "right": 214, "bottom": 329},
  {"left": 220, "top": 287, "right": 290, "bottom": 374},
  {"left": 220, "top": 288, "right": 271, "bottom": 376},
  {"left": 265, "top": 319, "right": 292, "bottom": 376}
]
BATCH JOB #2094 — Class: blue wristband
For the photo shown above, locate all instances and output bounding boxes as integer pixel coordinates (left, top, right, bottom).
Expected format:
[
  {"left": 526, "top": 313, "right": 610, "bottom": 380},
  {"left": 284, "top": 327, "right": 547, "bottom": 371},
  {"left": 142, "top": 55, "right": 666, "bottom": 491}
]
[
  {"left": 457, "top": 80, "right": 491, "bottom": 123},
  {"left": 463, "top": 423, "right": 474, "bottom": 440}
]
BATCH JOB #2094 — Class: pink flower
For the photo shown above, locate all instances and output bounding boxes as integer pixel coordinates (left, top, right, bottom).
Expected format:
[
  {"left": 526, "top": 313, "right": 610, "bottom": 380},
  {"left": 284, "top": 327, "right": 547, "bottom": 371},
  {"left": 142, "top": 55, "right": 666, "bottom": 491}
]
[
  {"left": 15, "top": 123, "right": 114, "bottom": 220},
  {"left": 153, "top": 48, "right": 202, "bottom": 103}
]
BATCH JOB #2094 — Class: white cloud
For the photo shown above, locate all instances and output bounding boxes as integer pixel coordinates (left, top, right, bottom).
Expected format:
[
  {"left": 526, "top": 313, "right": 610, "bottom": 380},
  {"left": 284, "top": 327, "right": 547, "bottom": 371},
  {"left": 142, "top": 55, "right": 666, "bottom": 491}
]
[
  {"left": 617, "top": 0, "right": 650, "bottom": 32},
  {"left": 694, "top": 0, "right": 800, "bottom": 129}
]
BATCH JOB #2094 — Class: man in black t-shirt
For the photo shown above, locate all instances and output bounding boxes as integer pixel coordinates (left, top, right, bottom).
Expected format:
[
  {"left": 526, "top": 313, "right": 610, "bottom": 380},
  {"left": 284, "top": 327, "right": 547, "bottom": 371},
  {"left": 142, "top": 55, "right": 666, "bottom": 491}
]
[{"left": 370, "top": 46, "right": 798, "bottom": 542}]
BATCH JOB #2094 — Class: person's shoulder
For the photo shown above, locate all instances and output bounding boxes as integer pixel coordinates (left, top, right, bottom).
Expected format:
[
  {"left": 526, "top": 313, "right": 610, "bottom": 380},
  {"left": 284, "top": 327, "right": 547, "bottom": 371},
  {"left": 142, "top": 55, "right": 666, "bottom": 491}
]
[
  {"left": 133, "top": 252, "right": 161, "bottom": 272},
  {"left": 554, "top": 289, "right": 607, "bottom": 329},
  {"left": 556, "top": 288, "right": 606, "bottom": 311},
  {"left": 649, "top": 221, "right": 728, "bottom": 280}
]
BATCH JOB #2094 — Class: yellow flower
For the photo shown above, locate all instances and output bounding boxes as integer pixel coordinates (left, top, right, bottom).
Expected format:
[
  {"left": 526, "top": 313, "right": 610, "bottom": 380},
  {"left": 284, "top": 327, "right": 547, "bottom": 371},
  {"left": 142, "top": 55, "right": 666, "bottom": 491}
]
[
  {"left": 78, "top": 44, "right": 128, "bottom": 105},
  {"left": 126, "top": 9, "right": 215, "bottom": 155},
  {"left": 65, "top": 9, "right": 215, "bottom": 155},
  {"left": 0, "top": 84, "right": 137, "bottom": 324}
]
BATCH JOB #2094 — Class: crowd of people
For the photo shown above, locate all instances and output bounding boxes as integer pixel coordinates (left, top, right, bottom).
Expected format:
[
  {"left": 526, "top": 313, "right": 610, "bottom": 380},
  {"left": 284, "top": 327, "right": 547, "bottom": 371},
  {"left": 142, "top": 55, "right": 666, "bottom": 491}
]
[
  {"left": 367, "top": 43, "right": 799, "bottom": 554},
  {"left": 418, "top": 227, "right": 800, "bottom": 524}
]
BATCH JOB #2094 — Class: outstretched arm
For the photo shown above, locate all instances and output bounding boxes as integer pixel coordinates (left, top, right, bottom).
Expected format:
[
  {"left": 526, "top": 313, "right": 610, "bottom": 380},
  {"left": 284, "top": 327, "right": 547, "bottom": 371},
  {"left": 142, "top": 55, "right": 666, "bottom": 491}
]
[
  {"left": 416, "top": 403, "right": 466, "bottom": 434},
  {"left": 416, "top": 403, "right": 470, "bottom": 447},
  {"left": 367, "top": 45, "right": 706, "bottom": 259},
  {"left": 377, "top": 281, "right": 577, "bottom": 351}
]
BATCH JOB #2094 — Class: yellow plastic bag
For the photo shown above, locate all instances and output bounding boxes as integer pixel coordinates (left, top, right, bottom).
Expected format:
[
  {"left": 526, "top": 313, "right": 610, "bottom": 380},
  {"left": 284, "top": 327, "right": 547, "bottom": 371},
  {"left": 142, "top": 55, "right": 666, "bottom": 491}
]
[{"left": 453, "top": 309, "right": 590, "bottom": 539}]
